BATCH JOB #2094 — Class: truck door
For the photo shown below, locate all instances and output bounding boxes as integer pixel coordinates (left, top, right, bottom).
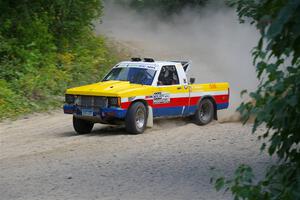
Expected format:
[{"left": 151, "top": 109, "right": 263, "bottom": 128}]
[{"left": 153, "top": 65, "right": 190, "bottom": 117}]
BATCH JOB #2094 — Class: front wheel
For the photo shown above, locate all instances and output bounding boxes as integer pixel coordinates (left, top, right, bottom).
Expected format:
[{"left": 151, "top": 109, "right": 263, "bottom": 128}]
[
  {"left": 125, "top": 102, "right": 147, "bottom": 134},
  {"left": 194, "top": 99, "right": 215, "bottom": 125},
  {"left": 73, "top": 116, "right": 94, "bottom": 134}
]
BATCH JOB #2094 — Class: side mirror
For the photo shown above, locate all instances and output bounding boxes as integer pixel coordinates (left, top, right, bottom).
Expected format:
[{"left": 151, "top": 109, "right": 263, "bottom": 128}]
[{"left": 190, "top": 78, "right": 196, "bottom": 84}]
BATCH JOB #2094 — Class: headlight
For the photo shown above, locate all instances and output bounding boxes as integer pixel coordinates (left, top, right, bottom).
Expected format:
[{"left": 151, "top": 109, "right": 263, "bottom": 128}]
[
  {"left": 65, "top": 94, "right": 75, "bottom": 104},
  {"left": 108, "top": 97, "right": 121, "bottom": 107}
]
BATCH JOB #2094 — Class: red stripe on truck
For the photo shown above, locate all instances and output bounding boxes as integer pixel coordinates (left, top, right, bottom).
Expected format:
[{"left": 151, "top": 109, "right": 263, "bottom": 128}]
[{"left": 121, "top": 95, "right": 228, "bottom": 109}]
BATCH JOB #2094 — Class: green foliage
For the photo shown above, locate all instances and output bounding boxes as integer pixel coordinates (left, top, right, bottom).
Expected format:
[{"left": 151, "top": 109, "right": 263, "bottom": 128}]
[
  {"left": 0, "top": 0, "right": 103, "bottom": 50},
  {"left": 0, "top": 0, "right": 120, "bottom": 119},
  {"left": 213, "top": 0, "right": 300, "bottom": 199}
]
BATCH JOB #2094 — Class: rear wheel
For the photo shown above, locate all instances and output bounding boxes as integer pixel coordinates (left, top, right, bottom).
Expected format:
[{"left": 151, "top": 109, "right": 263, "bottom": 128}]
[
  {"left": 194, "top": 99, "right": 215, "bottom": 125},
  {"left": 73, "top": 116, "right": 94, "bottom": 134},
  {"left": 125, "top": 102, "right": 147, "bottom": 134}
]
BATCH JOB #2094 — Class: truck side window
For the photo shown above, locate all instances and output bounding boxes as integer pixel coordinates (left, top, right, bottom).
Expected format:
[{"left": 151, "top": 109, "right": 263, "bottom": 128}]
[{"left": 158, "top": 65, "right": 179, "bottom": 86}]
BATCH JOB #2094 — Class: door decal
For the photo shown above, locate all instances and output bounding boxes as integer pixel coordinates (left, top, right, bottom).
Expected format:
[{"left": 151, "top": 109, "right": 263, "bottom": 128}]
[{"left": 153, "top": 92, "right": 170, "bottom": 104}]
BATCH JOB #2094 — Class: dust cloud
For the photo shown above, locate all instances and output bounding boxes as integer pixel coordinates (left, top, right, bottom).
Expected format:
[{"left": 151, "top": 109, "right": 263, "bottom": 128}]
[{"left": 96, "top": 1, "right": 259, "bottom": 121}]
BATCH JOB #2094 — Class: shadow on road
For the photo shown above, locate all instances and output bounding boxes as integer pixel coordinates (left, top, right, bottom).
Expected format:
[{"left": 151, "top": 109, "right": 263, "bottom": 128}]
[
  {"left": 58, "top": 125, "right": 131, "bottom": 138},
  {"left": 58, "top": 117, "right": 197, "bottom": 138}
]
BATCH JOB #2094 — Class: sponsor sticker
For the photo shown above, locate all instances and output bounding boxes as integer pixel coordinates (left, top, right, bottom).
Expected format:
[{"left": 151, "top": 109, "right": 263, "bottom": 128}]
[
  {"left": 153, "top": 92, "right": 170, "bottom": 104},
  {"left": 209, "top": 83, "right": 217, "bottom": 89}
]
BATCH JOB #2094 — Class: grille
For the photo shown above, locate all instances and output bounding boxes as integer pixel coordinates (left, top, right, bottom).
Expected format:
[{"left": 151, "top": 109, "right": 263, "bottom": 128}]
[{"left": 77, "top": 96, "right": 108, "bottom": 108}]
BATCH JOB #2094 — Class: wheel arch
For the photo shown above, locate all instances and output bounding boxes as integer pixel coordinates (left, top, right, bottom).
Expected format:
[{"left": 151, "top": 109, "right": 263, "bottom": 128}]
[{"left": 126, "top": 99, "right": 149, "bottom": 116}]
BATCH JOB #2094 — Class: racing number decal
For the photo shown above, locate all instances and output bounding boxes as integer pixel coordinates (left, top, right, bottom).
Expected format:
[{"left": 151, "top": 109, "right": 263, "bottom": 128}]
[
  {"left": 153, "top": 92, "right": 170, "bottom": 104},
  {"left": 209, "top": 83, "right": 217, "bottom": 89}
]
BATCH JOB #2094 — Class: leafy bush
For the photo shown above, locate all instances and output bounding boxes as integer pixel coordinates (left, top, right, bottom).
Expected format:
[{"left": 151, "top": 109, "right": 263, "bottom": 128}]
[
  {"left": 0, "top": 0, "right": 121, "bottom": 119},
  {"left": 213, "top": 0, "right": 300, "bottom": 199}
]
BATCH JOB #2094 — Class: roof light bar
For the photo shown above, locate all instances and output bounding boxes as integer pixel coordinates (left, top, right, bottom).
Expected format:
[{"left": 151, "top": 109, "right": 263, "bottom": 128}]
[
  {"left": 131, "top": 57, "right": 142, "bottom": 62},
  {"left": 144, "top": 58, "right": 155, "bottom": 62}
]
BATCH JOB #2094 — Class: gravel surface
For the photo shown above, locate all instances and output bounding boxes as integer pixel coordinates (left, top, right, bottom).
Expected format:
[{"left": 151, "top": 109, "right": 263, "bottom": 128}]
[{"left": 0, "top": 111, "right": 271, "bottom": 200}]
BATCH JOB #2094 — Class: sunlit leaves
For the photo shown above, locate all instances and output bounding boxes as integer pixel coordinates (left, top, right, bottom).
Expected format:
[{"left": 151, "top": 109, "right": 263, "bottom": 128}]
[
  {"left": 215, "top": 0, "right": 300, "bottom": 199},
  {"left": 0, "top": 0, "right": 119, "bottom": 119}
]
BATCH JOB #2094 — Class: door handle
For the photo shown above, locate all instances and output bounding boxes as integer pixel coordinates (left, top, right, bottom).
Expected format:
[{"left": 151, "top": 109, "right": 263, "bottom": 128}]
[{"left": 177, "top": 87, "right": 182, "bottom": 90}]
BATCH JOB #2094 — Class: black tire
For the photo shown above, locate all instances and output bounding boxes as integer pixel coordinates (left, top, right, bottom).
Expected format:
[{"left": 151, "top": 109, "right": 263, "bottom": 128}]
[
  {"left": 125, "top": 102, "right": 147, "bottom": 134},
  {"left": 73, "top": 116, "right": 94, "bottom": 134},
  {"left": 194, "top": 98, "right": 215, "bottom": 125}
]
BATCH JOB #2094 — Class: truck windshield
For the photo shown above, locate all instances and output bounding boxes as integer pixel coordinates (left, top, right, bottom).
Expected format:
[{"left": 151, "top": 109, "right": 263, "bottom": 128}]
[{"left": 103, "top": 67, "right": 156, "bottom": 85}]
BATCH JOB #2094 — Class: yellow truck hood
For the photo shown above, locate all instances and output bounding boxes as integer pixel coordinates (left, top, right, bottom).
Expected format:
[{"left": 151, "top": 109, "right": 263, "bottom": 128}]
[{"left": 66, "top": 81, "right": 154, "bottom": 97}]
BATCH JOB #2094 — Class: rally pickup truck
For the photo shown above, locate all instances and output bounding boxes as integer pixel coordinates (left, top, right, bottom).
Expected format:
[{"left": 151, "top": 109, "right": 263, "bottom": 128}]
[{"left": 64, "top": 58, "right": 230, "bottom": 134}]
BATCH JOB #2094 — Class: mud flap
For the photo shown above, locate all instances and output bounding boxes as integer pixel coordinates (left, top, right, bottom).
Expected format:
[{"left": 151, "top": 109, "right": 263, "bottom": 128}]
[{"left": 146, "top": 106, "right": 153, "bottom": 128}]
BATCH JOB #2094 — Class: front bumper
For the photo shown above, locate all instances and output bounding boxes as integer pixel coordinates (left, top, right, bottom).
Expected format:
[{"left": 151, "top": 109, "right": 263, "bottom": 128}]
[{"left": 63, "top": 104, "right": 127, "bottom": 120}]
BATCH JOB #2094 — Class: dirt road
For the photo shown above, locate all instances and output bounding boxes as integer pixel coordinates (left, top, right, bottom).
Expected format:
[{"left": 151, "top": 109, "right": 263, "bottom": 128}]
[{"left": 0, "top": 111, "right": 271, "bottom": 200}]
